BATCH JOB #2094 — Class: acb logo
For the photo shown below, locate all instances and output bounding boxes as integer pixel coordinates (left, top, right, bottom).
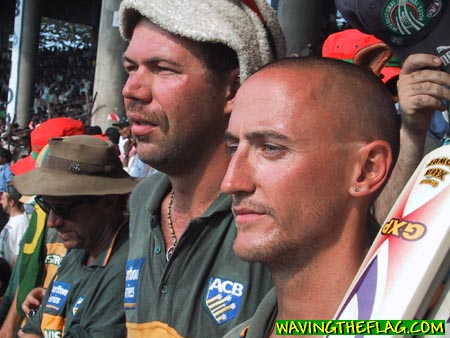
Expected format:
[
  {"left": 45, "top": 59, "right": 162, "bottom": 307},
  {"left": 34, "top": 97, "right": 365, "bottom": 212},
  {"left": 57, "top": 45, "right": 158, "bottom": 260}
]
[{"left": 203, "top": 277, "right": 245, "bottom": 326}]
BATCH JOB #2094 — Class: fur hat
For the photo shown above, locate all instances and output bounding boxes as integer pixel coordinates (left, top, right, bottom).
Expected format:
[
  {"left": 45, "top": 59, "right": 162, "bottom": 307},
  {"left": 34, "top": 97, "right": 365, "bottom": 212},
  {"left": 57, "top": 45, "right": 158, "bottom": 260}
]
[
  {"left": 13, "top": 135, "right": 138, "bottom": 196},
  {"left": 119, "top": 0, "right": 287, "bottom": 81}
]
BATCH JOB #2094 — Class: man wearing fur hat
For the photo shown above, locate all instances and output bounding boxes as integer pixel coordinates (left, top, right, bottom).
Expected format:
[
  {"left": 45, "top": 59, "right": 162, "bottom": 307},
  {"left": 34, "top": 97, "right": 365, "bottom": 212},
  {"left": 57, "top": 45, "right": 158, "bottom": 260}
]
[
  {"left": 119, "top": 1, "right": 285, "bottom": 337},
  {"left": 13, "top": 135, "right": 138, "bottom": 338}
]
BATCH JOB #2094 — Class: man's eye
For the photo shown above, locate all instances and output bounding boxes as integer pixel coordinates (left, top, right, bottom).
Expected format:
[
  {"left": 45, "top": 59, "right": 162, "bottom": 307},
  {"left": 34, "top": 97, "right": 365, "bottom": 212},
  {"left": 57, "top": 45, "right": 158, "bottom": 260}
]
[
  {"left": 261, "top": 144, "right": 282, "bottom": 153},
  {"left": 124, "top": 65, "right": 136, "bottom": 74},
  {"left": 225, "top": 144, "right": 238, "bottom": 157},
  {"left": 122, "top": 60, "right": 136, "bottom": 73},
  {"left": 155, "top": 66, "right": 177, "bottom": 74}
]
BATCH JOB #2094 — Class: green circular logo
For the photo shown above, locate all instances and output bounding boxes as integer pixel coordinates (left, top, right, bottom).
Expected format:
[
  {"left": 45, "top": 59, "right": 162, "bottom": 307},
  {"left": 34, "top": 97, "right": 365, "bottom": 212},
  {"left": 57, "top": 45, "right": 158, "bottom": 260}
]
[{"left": 381, "top": 0, "right": 440, "bottom": 43}]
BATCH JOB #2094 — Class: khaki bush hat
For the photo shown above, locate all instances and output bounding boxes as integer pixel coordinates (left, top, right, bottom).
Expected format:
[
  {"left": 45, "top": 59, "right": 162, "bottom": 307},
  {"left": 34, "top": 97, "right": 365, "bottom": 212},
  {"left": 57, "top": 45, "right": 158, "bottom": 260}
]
[{"left": 13, "top": 135, "right": 138, "bottom": 196}]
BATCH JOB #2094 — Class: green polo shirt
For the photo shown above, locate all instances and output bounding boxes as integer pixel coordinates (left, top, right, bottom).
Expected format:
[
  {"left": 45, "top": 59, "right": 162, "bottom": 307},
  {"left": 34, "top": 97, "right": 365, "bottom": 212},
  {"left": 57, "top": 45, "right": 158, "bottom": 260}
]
[
  {"left": 21, "top": 224, "right": 129, "bottom": 338},
  {"left": 223, "top": 288, "right": 277, "bottom": 338},
  {"left": 125, "top": 172, "right": 273, "bottom": 338}
]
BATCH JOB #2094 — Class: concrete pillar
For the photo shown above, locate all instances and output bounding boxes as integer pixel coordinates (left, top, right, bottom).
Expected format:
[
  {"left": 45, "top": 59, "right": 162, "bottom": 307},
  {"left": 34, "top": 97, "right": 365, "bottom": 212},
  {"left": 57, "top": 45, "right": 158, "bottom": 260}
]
[
  {"left": 8, "top": 0, "right": 41, "bottom": 128},
  {"left": 277, "top": 0, "right": 326, "bottom": 56},
  {"left": 91, "top": 0, "right": 127, "bottom": 130}
]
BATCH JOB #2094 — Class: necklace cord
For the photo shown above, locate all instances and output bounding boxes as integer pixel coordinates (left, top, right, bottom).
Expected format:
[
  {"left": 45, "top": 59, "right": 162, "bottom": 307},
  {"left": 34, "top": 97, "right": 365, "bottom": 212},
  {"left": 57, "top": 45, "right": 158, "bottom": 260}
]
[{"left": 166, "top": 189, "right": 177, "bottom": 260}]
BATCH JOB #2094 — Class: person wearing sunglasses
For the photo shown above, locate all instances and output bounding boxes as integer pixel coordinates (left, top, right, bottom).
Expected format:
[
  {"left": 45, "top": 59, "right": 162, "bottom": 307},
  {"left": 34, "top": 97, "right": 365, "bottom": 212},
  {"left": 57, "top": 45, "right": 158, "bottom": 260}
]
[{"left": 12, "top": 135, "right": 138, "bottom": 338}]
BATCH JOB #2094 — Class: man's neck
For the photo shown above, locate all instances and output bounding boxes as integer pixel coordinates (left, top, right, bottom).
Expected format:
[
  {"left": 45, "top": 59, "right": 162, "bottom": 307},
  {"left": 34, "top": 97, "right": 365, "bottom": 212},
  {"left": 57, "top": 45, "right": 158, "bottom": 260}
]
[
  {"left": 8, "top": 208, "right": 22, "bottom": 217},
  {"left": 86, "top": 216, "right": 125, "bottom": 265},
  {"left": 272, "top": 220, "right": 370, "bottom": 325},
  {"left": 168, "top": 142, "right": 229, "bottom": 220},
  {"left": 159, "top": 143, "right": 229, "bottom": 252}
]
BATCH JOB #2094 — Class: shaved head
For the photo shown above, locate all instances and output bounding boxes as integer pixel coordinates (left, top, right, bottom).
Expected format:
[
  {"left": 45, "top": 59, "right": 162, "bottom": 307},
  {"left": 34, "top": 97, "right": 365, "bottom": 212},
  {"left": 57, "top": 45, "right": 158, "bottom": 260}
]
[{"left": 255, "top": 57, "right": 400, "bottom": 166}]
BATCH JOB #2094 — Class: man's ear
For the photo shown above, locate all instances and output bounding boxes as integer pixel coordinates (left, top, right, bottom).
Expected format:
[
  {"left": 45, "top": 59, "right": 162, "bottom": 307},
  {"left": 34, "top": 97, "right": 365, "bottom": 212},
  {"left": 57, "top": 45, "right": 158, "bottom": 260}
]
[
  {"left": 223, "top": 68, "right": 240, "bottom": 115},
  {"left": 349, "top": 141, "right": 393, "bottom": 197}
]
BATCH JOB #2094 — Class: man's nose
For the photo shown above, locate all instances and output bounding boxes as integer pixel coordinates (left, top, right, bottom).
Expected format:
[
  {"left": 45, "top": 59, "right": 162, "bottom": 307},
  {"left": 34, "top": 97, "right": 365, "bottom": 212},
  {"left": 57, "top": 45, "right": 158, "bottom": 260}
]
[{"left": 46, "top": 209, "right": 64, "bottom": 228}]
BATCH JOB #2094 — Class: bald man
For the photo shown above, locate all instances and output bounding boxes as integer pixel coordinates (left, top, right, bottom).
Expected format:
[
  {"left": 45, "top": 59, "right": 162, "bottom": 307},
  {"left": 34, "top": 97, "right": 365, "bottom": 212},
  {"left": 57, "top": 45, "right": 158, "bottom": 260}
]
[{"left": 221, "top": 57, "right": 400, "bottom": 338}]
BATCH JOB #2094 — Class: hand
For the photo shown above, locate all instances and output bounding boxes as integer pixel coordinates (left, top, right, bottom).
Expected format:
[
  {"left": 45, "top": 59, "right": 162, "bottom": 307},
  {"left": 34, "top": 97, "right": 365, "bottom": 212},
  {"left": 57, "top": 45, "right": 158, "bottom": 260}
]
[
  {"left": 21, "top": 287, "right": 46, "bottom": 318},
  {"left": 17, "top": 330, "right": 41, "bottom": 338},
  {"left": 0, "top": 326, "right": 14, "bottom": 338},
  {"left": 397, "top": 53, "right": 450, "bottom": 134}
]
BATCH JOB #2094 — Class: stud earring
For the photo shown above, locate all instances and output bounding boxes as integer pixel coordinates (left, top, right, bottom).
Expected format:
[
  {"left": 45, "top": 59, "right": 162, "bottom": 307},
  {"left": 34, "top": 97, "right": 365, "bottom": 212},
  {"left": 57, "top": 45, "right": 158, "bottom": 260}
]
[{"left": 355, "top": 187, "right": 360, "bottom": 192}]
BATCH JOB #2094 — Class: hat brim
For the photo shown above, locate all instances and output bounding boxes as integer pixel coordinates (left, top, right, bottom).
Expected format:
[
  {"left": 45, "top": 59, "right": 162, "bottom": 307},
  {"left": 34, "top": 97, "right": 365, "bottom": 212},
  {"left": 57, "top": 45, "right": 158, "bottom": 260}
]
[
  {"left": 13, "top": 167, "right": 139, "bottom": 197},
  {"left": 337, "top": 0, "right": 450, "bottom": 74},
  {"left": 10, "top": 155, "right": 36, "bottom": 175},
  {"left": 19, "top": 194, "right": 35, "bottom": 204},
  {"left": 389, "top": 4, "right": 450, "bottom": 73},
  {"left": 380, "top": 66, "right": 400, "bottom": 84}
]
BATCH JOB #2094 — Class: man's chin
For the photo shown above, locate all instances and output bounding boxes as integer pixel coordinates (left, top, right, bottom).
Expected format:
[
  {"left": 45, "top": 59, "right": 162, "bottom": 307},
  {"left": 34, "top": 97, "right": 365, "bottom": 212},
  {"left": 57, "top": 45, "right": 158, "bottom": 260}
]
[
  {"left": 233, "top": 239, "right": 265, "bottom": 263},
  {"left": 135, "top": 143, "right": 161, "bottom": 164}
]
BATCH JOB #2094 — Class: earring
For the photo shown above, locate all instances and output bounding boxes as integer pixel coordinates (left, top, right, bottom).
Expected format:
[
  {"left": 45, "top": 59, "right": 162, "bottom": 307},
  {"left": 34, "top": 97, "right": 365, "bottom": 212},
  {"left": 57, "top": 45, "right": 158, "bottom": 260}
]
[{"left": 355, "top": 187, "right": 360, "bottom": 192}]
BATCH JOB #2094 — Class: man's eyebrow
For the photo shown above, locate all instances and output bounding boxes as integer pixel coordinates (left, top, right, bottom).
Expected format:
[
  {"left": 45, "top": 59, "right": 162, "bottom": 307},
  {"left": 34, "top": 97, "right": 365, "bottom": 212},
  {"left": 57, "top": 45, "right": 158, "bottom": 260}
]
[
  {"left": 224, "top": 130, "right": 290, "bottom": 143},
  {"left": 224, "top": 131, "right": 238, "bottom": 143},
  {"left": 244, "top": 130, "right": 290, "bottom": 142},
  {"left": 121, "top": 53, "right": 132, "bottom": 64},
  {"left": 121, "top": 54, "right": 179, "bottom": 67}
]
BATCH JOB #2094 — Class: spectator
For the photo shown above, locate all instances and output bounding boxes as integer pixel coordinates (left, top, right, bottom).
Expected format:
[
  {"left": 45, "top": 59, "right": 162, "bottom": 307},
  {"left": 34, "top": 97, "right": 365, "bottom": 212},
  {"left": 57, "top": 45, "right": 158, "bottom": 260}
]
[
  {"left": 335, "top": 0, "right": 450, "bottom": 222},
  {"left": 0, "top": 148, "right": 13, "bottom": 230},
  {"left": 118, "top": 0, "right": 286, "bottom": 336},
  {"left": 13, "top": 135, "right": 138, "bottom": 338},
  {"left": 104, "top": 126, "right": 121, "bottom": 157},
  {"left": 321, "top": 27, "right": 450, "bottom": 156},
  {"left": 85, "top": 125, "right": 102, "bottom": 135},
  {"left": 32, "top": 48, "right": 96, "bottom": 121},
  {"left": 125, "top": 136, "right": 150, "bottom": 178},
  {"left": 0, "top": 186, "right": 29, "bottom": 270},
  {"left": 0, "top": 148, "right": 13, "bottom": 193},
  {"left": 0, "top": 118, "right": 85, "bottom": 337},
  {"left": 104, "top": 127, "right": 120, "bottom": 146},
  {"left": 112, "top": 116, "right": 131, "bottom": 167},
  {"left": 222, "top": 57, "right": 399, "bottom": 337}
]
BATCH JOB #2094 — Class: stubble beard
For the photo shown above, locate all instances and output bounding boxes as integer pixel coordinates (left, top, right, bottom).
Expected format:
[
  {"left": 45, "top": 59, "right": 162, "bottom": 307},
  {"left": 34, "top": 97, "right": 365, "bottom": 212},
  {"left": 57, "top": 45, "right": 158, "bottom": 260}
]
[
  {"left": 134, "top": 116, "right": 221, "bottom": 176},
  {"left": 232, "top": 194, "right": 324, "bottom": 275},
  {"left": 127, "top": 103, "right": 175, "bottom": 171},
  {"left": 231, "top": 195, "right": 286, "bottom": 266}
]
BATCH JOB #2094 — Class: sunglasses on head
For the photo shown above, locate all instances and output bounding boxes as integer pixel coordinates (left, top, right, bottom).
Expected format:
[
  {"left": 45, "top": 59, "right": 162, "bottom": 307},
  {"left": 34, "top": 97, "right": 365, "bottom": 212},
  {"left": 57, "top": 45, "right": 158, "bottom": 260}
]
[{"left": 35, "top": 195, "right": 100, "bottom": 219}]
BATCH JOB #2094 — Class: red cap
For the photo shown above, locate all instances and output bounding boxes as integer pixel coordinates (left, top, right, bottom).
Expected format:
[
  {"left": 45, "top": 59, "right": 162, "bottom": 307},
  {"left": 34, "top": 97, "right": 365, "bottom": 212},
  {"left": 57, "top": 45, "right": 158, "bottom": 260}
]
[
  {"left": 11, "top": 117, "right": 85, "bottom": 175},
  {"left": 322, "top": 29, "right": 401, "bottom": 84}
]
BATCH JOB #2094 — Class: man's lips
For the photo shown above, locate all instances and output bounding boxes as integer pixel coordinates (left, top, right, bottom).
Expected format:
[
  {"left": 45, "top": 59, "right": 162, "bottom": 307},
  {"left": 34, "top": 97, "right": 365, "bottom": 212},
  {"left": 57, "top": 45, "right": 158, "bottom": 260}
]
[
  {"left": 129, "top": 117, "right": 159, "bottom": 137},
  {"left": 232, "top": 206, "right": 266, "bottom": 224},
  {"left": 58, "top": 231, "right": 73, "bottom": 241}
]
